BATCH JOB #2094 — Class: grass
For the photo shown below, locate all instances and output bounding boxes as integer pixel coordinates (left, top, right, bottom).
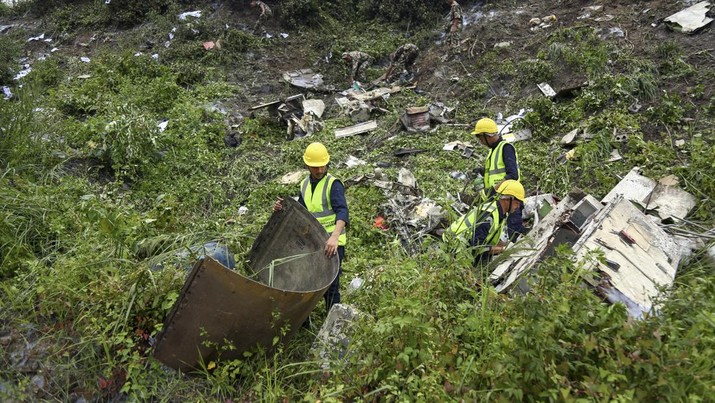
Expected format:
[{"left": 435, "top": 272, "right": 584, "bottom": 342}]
[{"left": 1, "top": 0, "right": 714, "bottom": 400}]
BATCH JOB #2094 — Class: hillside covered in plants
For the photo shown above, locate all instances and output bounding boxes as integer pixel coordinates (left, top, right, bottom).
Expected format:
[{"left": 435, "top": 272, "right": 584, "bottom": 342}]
[{"left": 1, "top": 0, "right": 714, "bottom": 400}]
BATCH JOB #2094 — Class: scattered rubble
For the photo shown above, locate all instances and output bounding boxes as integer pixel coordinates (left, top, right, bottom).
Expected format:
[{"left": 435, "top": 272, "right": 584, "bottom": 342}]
[
  {"left": 344, "top": 155, "right": 367, "bottom": 168},
  {"left": 490, "top": 190, "right": 683, "bottom": 319},
  {"left": 334, "top": 120, "right": 377, "bottom": 138},
  {"left": 250, "top": 94, "right": 325, "bottom": 139},
  {"left": 280, "top": 170, "right": 304, "bottom": 184},
  {"left": 664, "top": 1, "right": 713, "bottom": 34},
  {"left": 602, "top": 167, "right": 696, "bottom": 222},
  {"left": 400, "top": 106, "right": 430, "bottom": 132},
  {"left": 178, "top": 10, "right": 202, "bottom": 21},
  {"left": 282, "top": 69, "right": 328, "bottom": 90},
  {"left": 311, "top": 304, "right": 364, "bottom": 370},
  {"left": 490, "top": 166, "right": 703, "bottom": 318},
  {"left": 537, "top": 82, "right": 556, "bottom": 97}
]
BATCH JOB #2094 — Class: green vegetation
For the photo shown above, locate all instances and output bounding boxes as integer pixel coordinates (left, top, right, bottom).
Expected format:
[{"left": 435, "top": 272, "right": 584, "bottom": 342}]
[{"left": 1, "top": 0, "right": 713, "bottom": 400}]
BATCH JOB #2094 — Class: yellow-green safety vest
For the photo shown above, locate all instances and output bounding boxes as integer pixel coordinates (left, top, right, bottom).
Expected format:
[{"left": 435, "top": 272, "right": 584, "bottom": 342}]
[
  {"left": 301, "top": 174, "right": 346, "bottom": 246},
  {"left": 448, "top": 201, "right": 504, "bottom": 253},
  {"left": 483, "top": 141, "right": 521, "bottom": 189}
]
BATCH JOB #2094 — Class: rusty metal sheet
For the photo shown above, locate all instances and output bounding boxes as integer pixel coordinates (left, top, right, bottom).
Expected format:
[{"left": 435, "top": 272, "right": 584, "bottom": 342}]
[{"left": 153, "top": 197, "right": 338, "bottom": 372}]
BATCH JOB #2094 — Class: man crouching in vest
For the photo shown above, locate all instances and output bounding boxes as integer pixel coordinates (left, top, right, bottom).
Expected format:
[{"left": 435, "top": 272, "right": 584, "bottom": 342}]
[
  {"left": 444, "top": 180, "right": 525, "bottom": 266},
  {"left": 274, "top": 142, "right": 348, "bottom": 311},
  {"left": 472, "top": 117, "right": 527, "bottom": 242}
]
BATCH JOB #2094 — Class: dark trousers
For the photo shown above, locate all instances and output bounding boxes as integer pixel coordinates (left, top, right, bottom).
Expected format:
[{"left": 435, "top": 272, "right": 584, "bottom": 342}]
[{"left": 324, "top": 246, "right": 344, "bottom": 311}]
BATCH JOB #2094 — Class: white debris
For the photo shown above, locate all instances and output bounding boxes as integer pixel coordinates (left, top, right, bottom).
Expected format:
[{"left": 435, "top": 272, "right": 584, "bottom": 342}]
[
  {"left": 602, "top": 167, "right": 697, "bottom": 221},
  {"left": 178, "top": 11, "right": 202, "bottom": 20},
  {"left": 348, "top": 277, "right": 364, "bottom": 292},
  {"left": 594, "top": 15, "right": 615, "bottom": 22},
  {"left": 2, "top": 86, "right": 12, "bottom": 99},
  {"left": 27, "top": 33, "right": 45, "bottom": 42},
  {"left": 397, "top": 168, "right": 417, "bottom": 188},
  {"left": 51, "top": 47, "right": 59, "bottom": 52},
  {"left": 280, "top": 171, "right": 305, "bottom": 184},
  {"left": 280, "top": 33, "right": 289, "bottom": 38},
  {"left": 345, "top": 156, "right": 367, "bottom": 168},
  {"left": 664, "top": 1, "right": 714, "bottom": 34},
  {"left": 80, "top": 57, "right": 90, "bottom": 63},
  {"left": 14, "top": 66, "right": 32, "bottom": 80},
  {"left": 443, "top": 140, "right": 474, "bottom": 151},
  {"left": 607, "top": 149, "right": 623, "bottom": 162},
  {"left": 537, "top": 82, "right": 556, "bottom": 97},
  {"left": 237, "top": 206, "right": 248, "bottom": 215},
  {"left": 152, "top": 54, "right": 159, "bottom": 60},
  {"left": 158, "top": 120, "right": 169, "bottom": 132},
  {"left": 450, "top": 171, "right": 467, "bottom": 181}
]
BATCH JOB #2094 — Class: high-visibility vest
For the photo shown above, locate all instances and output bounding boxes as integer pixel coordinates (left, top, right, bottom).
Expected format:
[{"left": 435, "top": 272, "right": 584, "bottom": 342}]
[
  {"left": 448, "top": 201, "right": 504, "bottom": 253},
  {"left": 483, "top": 141, "right": 520, "bottom": 190},
  {"left": 301, "top": 174, "right": 346, "bottom": 246}
]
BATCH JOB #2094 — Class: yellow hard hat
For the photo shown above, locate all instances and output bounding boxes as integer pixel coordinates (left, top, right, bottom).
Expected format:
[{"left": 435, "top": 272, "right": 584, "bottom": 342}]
[
  {"left": 471, "top": 118, "right": 498, "bottom": 136},
  {"left": 496, "top": 180, "right": 525, "bottom": 202},
  {"left": 303, "top": 142, "right": 330, "bottom": 167}
]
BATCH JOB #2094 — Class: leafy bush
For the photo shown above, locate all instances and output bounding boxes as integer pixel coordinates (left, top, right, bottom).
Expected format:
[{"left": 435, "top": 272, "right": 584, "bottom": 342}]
[
  {"left": 84, "top": 105, "right": 165, "bottom": 181},
  {"left": 278, "top": 0, "right": 323, "bottom": 29},
  {"left": 107, "top": 0, "right": 173, "bottom": 27}
]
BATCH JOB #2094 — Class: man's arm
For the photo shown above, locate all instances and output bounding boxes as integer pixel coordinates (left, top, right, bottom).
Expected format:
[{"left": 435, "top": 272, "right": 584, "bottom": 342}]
[
  {"left": 502, "top": 143, "right": 519, "bottom": 181},
  {"left": 325, "top": 181, "right": 348, "bottom": 256}
]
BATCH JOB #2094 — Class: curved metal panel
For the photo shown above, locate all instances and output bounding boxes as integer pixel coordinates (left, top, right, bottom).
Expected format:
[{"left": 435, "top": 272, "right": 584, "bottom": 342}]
[{"left": 153, "top": 197, "right": 339, "bottom": 371}]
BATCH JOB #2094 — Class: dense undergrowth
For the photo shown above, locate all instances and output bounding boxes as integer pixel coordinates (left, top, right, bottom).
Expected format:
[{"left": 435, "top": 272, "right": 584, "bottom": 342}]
[{"left": 1, "top": 0, "right": 714, "bottom": 400}]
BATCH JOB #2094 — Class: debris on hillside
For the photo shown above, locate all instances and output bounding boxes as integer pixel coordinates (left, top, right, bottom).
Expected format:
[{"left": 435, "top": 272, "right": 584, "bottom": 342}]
[
  {"left": 490, "top": 191, "right": 682, "bottom": 319},
  {"left": 250, "top": 94, "right": 325, "bottom": 139},
  {"left": 178, "top": 10, "right": 202, "bottom": 21},
  {"left": 529, "top": 14, "right": 558, "bottom": 31},
  {"left": 490, "top": 168, "right": 703, "bottom": 319},
  {"left": 335, "top": 120, "right": 377, "bottom": 138},
  {"left": 400, "top": 106, "right": 430, "bottom": 132},
  {"left": 537, "top": 82, "right": 556, "bottom": 97},
  {"left": 335, "top": 86, "right": 402, "bottom": 123},
  {"left": 153, "top": 197, "right": 339, "bottom": 371},
  {"left": 559, "top": 127, "right": 595, "bottom": 146},
  {"left": 280, "top": 170, "right": 304, "bottom": 184},
  {"left": 602, "top": 167, "right": 696, "bottom": 222},
  {"left": 398, "top": 102, "right": 456, "bottom": 132},
  {"left": 495, "top": 109, "right": 533, "bottom": 143},
  {"left": 282, "top": 69, "right": 331, "bottom": 91},
  {"left": 312, "top": 303, "right": 364, "bottom": 370},
  {"left": 664, "top": 1, "right": 714, "bottom": 34}
]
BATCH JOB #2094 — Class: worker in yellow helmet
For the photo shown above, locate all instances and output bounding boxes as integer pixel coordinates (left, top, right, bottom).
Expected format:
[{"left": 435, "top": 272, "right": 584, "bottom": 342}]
[
  {"left": 472, "top": 117, "right": 526, "bottom": 241},
  {"left": 445, "top": 180, "right": 525, "bottom": 265},
  {"left": 274, "top": 142, "right": 348, "bottom": 310}
]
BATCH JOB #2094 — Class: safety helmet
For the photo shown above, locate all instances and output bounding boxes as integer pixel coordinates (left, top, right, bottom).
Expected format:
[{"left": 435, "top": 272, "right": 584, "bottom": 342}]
[
  {"left": 496, "top": 180, "right": 525, "bottom": 202},
  {"left": 471, "top": 118, "right": 498, "bottom": 136},
  {"left": 303, "top": 142, "right": 330, "bottom": 167}
]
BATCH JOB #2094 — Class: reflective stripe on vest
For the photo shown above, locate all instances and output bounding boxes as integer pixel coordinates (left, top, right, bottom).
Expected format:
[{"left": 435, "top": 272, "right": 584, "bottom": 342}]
[
  {"left": 301, "top": 174, "right": 347, "bottom": 246},
  {"left": 483, "top": 141, "right": 520, "bottom": 189},
  {"left": 448, "top": 201, "right": 504, "bottom": 253}
]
